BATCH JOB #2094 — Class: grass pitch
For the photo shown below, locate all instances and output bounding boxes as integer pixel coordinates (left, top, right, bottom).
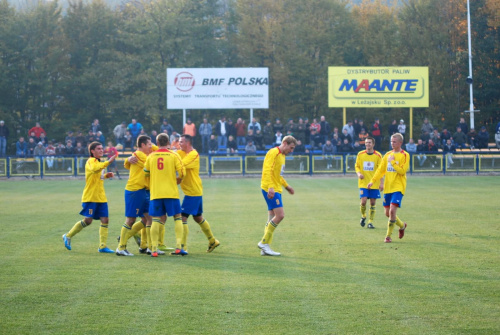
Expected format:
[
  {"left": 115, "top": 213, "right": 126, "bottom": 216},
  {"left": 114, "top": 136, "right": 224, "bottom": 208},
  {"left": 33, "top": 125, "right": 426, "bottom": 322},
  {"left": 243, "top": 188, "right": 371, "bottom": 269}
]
[{"left": 0, "top": 176, "right": 499, "bottom": 334}]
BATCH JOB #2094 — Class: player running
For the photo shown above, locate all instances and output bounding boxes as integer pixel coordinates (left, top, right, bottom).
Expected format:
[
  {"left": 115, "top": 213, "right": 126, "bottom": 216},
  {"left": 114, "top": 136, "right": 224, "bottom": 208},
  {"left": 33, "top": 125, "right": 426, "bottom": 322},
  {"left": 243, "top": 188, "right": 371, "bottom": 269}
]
[
  {"left": 355, "top": 136, "right": 383, "bottom": 229},
  {"left": 62, "top": 142, "right": 116, "bottom": 253},
  {"left": 367, "top": 133, "right": 409, "bottom": 243},
  {"left": 257, "top": 135, "right": 297, "bottom": 256},
  {"left": 177, "top": 134, "right": 220, "bottom": 253}
]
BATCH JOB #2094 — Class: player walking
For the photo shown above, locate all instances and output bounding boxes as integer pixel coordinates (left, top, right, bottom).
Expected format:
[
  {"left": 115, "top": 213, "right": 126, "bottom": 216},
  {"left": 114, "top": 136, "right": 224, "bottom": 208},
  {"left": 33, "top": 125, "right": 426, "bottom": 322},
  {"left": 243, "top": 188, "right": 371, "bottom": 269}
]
[
  {"left": 257, "top": 135, "right": 297, "bottom": 256},
  {"left": 367, "top": 133, "right": 409, "bottom": 243},
  {"left": 355, "top": 137, "right": 383, "bottom": 229}
]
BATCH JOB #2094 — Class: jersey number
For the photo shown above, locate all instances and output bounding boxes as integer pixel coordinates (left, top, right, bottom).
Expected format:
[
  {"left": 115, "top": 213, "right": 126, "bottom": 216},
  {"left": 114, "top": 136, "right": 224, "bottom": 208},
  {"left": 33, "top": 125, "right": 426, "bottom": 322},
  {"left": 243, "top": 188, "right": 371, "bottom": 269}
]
[{"left": 157, "top": 158, "right": 164, "bottom": 170}]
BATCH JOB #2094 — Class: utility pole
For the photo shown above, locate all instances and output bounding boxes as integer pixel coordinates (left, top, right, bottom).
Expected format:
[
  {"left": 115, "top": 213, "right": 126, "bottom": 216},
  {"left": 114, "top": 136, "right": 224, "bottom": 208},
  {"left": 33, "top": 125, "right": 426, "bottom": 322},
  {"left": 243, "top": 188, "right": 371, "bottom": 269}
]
[{"left": 464, "top": 0, "right": 479, "bottom": 128}]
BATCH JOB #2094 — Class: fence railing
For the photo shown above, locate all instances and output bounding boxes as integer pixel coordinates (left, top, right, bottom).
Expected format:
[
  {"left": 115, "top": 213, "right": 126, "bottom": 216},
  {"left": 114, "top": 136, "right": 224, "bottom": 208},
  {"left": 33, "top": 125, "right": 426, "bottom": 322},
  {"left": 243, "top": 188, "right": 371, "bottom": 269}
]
[{"left": 1, "top": 151, "right": 499, "bottom": 178}]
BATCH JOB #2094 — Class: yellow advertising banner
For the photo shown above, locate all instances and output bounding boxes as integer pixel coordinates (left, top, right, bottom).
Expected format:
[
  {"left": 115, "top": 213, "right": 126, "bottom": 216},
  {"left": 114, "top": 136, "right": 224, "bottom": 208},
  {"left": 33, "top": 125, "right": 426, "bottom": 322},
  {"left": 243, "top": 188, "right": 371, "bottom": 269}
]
[{"left": 328, "top": 67, "right": 429, "bottom": 108}]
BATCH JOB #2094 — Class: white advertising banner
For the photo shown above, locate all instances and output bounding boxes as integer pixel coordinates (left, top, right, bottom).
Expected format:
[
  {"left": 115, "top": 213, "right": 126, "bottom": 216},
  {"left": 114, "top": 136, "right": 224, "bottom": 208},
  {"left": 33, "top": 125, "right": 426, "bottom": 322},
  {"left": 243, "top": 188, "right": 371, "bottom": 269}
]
[{"left": 167, "top": 68, "right": 269, "bottom": 109}]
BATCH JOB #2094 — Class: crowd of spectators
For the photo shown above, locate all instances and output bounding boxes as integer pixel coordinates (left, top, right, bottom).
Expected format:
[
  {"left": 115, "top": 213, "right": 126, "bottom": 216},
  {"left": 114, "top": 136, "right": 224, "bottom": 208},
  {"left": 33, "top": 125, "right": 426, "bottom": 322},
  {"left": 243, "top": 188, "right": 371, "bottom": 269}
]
[{"left": 3, "top": 116, "right": 499, "bottom": 163}]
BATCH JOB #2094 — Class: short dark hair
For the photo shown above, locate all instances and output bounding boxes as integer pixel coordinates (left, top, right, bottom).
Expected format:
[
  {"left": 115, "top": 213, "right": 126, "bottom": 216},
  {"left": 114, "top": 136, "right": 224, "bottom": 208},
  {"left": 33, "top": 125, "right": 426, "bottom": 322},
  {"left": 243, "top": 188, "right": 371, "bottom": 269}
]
[
  {"left": 137, "top": 135, "right": 151, "bottom": 148},
  {"left": 181, "top": 134, "right": 193, "bottom": 144},
  {"left": 157, "top": 133, "right": 169, "bottom": 147},
  {"left": 88, "top": 142, "right": 102, "bottom": 157},
  {"left": 365, "top": 136, "right": 375, "bottom": 145}
]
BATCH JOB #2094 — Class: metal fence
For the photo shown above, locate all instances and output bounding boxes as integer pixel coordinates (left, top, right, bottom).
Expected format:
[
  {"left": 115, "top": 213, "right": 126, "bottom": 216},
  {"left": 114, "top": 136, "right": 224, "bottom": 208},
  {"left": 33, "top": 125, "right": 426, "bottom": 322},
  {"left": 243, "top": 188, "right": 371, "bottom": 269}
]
[{"left": 1, "top": 151, "right": 499, "bottom": 178}]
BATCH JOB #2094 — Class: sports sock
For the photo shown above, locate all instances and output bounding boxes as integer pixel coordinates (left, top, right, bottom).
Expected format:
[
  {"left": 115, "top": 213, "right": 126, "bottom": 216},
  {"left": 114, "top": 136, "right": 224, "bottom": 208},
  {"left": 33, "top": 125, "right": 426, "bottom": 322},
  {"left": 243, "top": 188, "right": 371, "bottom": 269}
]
[
  {"left": 125, "top": 220, "right": 145, "bottom": 247},
  {"left": 360, "top": 204, "right": 367, "bottom": 218},
  {"left": 146, "top": 226, "right": 152, "bottom": 250},
  {"left": 140, "top": 227, "right": 148, "bottom": 249},
  {"left": 198, "top": 219, "right": 215, "bottom": 243},
  {"left": 118, "top": 224, "right": 131, "bottom": 250},
  {"left": 182, "top": 223, "right": 189, "bottom": 250},
  {"left": 174, "top": 217, "right": 183, "bottom": 249},
  {"left": 158, "top": 223, "right": 166, "bottom": 246},
  {"left": 369, "top": 206, "right": 376, "bottom": 223},
  {"left": 387, "top": 220, "right": 396, "bottom": 237},
  {"left": 99, "top": 223, "right": 109, "bottom": 249},
  {"left": 151, "top": 219, "right": 162, "bottom": 252},
  {"left": 67, "top": 220, "right": 87, "bottom": 238},
  {"left": 395, "top": 216, "right": 404, "bottom": 228},
  {"left": 261, "top": 220, "right": 277, "bottom": 244}
]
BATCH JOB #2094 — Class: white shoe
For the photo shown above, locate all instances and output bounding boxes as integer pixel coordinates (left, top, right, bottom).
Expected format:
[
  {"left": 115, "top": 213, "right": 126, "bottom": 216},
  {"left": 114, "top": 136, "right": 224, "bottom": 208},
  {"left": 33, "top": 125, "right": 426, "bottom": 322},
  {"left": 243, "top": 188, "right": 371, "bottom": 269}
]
[
  {"left": 116, "top": 248, "right": 134, "bottom": 256},
  {"left": 257, "top": 242, "right": 281, "bottom": 256},
  {"left": 146, "top": 248, "right": 165, "bottom": 255}
]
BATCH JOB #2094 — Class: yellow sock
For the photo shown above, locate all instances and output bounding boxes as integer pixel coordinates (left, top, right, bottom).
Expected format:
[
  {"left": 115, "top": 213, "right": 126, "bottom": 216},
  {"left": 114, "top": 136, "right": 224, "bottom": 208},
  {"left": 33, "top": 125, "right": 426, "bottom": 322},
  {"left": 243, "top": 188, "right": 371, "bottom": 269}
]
[
  {"left": 261, "top": 220, "right": 277, "bottom": 244},
  {"left": 198, "top": 219, "right": 215, "bottom": 244},
  {"left": 118, "top": 224, "right": 131, "bottom": 250},
  {"left": 140, "top": 227, "right": 148, "bottom": 249},
  {"left": 151, "top": 219, "right": 161, "bottom": 252},
  {"left": 360, "top": 204, "right": 366, "bottom": 218},
  {"left": 387, "top": 220, "right": 396, "bottom": 237},
  {"left": 395, "top": 216, "right": 404, "bottom": 228},
  {"left": 146, "top": 226, "right": 152, "bottom": 250},
  {"left": 174, "top": 217, "right": 183, "bottom": 249},
  {"left": 158, "top": 223, "right": 166, "bottom": 247},
  {"left": 369, "top": 206, "right": 376, "bottom": 223},
  {"left": 182, "top": 223, "right": 189, "bottom": 250},
  {"left": 99, "top": 223, "right": 109, "bottom": 249},
  {"left": 124, "top": 220, "right": 144, "bottom": 248},
  {"left": 67, "top": 220, "right": 87, "bottom": 238}
]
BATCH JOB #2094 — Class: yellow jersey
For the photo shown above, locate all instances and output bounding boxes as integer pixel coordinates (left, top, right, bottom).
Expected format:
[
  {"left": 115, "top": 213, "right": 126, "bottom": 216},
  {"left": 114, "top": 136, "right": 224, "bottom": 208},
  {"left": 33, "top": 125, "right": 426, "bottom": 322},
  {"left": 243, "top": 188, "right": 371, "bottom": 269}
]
[
  {"left": 124, "top": 145, "right": 159, "bottom": 191},
  {"left": 177, "top": 149, "right": 203, "bottom": 197},
  {"left": 144, "top": 149, "right": 185, "bottom": 200},
  {"left": 261, "top": 147, "right": 289, "bottom": 194},
  {"left": 81, "top": 157, "right": 111, "bottom": 203},
  {"left": 370, "top": 150, "right": 410, "bottom": 195},
  {"left": 355, "top": 150, "right": 382, "bottom": 189}
]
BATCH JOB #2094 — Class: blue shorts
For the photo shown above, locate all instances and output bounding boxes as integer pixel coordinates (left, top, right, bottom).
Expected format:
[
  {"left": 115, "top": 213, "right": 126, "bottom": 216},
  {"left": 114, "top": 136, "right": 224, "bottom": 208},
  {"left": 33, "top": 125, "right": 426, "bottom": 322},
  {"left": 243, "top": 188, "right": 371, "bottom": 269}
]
[
  {"left": 359, "top": 188, "right": 381, "bottom": 199},
  {"left": 181, "top": 196, "right": 203, "bottom": 217},
  {"left": 383, "top": 192, "right": 404, "bottom": 208},
  {"left": 262, "top": 189, "right": 283, "bottom": 211},
  {"left": 80, "top": 202, "right": 109, "bottom": 220},
  {"left": 149, "top": 198, "right": 181, "bottom": 217},
  {"left": 124, "top": 189, "right": 149, "bottom": 218}
]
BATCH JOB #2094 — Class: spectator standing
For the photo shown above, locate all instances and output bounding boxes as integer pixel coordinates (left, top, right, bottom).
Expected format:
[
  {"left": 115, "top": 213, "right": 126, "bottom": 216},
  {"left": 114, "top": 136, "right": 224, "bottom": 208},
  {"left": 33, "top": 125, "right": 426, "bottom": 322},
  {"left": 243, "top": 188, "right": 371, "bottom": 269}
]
[
  {"left": 127, "top": 119, "right": 143, "bottom": 145},
  {"left": 353, "top": 118, "right": 362, "bottom": 137},
  {"left": 477, "top": 126, "right": 489, "bottom": 149},
  {"left": 235, "top": 118, "right": 247, "bottom": 146},
  {"left": 65, "top": 131, "right": 76, "bottom": 146},
  {"left": 90, "top": 119, "right": 100, "bottom": 135},
  {"left": 398, "top": 119, "right": 406, "bottom": 137},
  {"left": 304, "top": 118, "right": 311, "bottom": 144},
  {"left": 226, "top": 119, "right": 236, "bottom": 138},
  {"left": 272, "top": 118, "right": 283, "bottom": 135},
  {"left": 371, "top": 118, "right": 382, "bottom": 151},
  {"left": 0, "top": 120, "right": 9, "bottom": 157},
  {"left": 452, "top": 127, "right": 467, "bottom": 149},
  {"left": 199, "top": 118, "right": 212, "bottom": 154},
  {"left": 310, "top": 118, "right": 321, "bottom": 134},
  {"left": 421, "top": 117, "right": 434, "bottom": 134},
  {"left": 388, "top": 120, "right": 398, "bottom": 137},
  {"left": 357, "top": 128, "right": 369, "bottom": 147},
  {"left": 248, "top": 117, "right": 261, "bottom": 133},
  {"left": 244, "top": 140, "right": 256, "bottom": 155},
  {"left": 183, "top": 118, "right": 196, "bottom": 147},
  {"left": 262, "top": 120, "right": 274, "bottom": 146},
  {"left": 215, "top": 116, "right": 228, "bottom": 148},
  {"left": 113, "top": 122, "right": 127, "bottom": 146},
  {"left": 342, "top": 120, "right": 355, "bottom": 139},
  {"left": 319, "top": 115, "right": 331, "bottom": 143},
  {"left": 150, "top": 130, "right": 158, "bottom": 145},
  {"left": 16, "top": 137, "right": 27, "bottom": 157},
  {"left": 28, "top": 122, "right": 46, "bottom": 139},
  {"left": 322, "top": 139, "right": 336, "bottom": 169},
  {"left": 160, "top": 119, "right": 174, "bottom": 135},
  {"left": 457, "top": 117, "right": 469, "bottom": 135},
  {"left": 295, "top": 118, "right": 306, "bottom": 143}
]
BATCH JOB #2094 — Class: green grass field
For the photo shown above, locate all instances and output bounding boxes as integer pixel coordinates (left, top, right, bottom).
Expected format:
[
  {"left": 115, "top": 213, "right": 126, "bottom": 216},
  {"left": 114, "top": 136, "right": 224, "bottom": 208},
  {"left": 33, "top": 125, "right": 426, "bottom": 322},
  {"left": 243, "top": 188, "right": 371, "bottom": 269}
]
[{"left": 0, "top": 176, "right": 499, "bottom": 334}]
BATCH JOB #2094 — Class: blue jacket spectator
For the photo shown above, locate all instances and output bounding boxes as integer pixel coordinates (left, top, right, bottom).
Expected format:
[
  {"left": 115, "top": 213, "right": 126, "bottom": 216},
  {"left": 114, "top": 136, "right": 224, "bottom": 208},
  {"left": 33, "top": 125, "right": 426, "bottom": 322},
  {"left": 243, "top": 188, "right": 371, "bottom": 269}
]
[
  {"left": 127, "top": 119, "right": 143, "bottom": 142},
  {"left": 160, "top": 119, "right": 174, "bottom": 135},
  {"left": 16, "top": 137, "right": 28, "bottom": 157}
]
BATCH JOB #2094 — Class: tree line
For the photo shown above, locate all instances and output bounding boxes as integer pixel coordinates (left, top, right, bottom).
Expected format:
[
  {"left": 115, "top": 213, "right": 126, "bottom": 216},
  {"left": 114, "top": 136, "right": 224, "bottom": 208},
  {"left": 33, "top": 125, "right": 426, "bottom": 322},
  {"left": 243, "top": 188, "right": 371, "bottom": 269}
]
[{"left": 0, "top": 0, "right": 498, "bottom": 147}]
